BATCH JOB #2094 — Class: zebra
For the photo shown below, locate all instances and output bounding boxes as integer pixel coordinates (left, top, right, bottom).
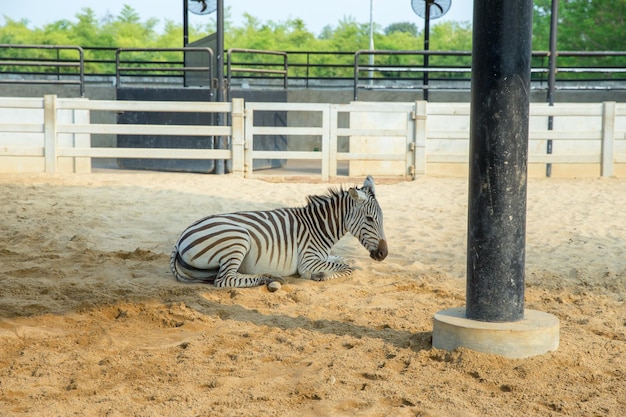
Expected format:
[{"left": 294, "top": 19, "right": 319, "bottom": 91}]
[{"left": 169, "top": 175, "right": 387, "bottom": 288}]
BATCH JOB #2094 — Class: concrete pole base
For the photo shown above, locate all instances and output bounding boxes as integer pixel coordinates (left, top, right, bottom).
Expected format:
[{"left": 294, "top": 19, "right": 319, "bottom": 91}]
[{"left": 432, "top": 307, "right": 559, "bottom": 359}]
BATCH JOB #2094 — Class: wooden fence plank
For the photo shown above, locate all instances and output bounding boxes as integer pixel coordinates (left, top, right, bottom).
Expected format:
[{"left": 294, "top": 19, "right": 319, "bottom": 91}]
[
  {"left": 250, "top": 126, "right": 324, "bottom": 136},
  {"left": 601, "top": 102, "right": 616, "bottom": 176},
  {"left": 59, "top": 148, "right": 231, "bottom": 159},
  {"left": 43, "top": 95, "right": 57, "bottom": 173},
  {"left": 337, "top": 153, "right": 407, "bottom": 161},
  {"left": 0, "top": 124, "right": 43, "bottom": 133},
  {"left": 0, "top": 146, "right": 44, "bottom": 156},
  {"left": 230, "top": 98, "right": 245, "bottom": 177},
  {"left": 252, "top": 151, "right": 323, "bottom": 160},
  {"left": 57, "top": 123, "right": 231, "bottom": 136},
  {"left": 57, "top": 99, "right": 232, "bottom": 113},
  {"left": 0, "top": 98, "right": 44, "bottom": 109},
  {"left": 413, "top": 100, "right": 427, "bottom": 176}
]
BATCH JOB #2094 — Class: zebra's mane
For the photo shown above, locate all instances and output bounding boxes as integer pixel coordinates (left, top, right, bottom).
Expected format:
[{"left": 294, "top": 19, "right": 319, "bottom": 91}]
[
  {"left": 304, "top": 187, "right": 344, "bottom": 207},
  {"left": 304, "top": 185, "right": 368, "bottom": 208}
]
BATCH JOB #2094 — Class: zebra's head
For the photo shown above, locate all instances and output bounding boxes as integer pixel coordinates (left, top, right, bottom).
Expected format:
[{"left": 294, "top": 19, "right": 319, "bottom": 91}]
[{"left": 347, "top": 175, "right": 388, "bottom": 262}]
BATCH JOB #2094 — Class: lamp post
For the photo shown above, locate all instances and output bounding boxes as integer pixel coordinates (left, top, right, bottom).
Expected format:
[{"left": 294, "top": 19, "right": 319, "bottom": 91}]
[{"left": 369, "top": 0, "right": 375, "bottom": 86}]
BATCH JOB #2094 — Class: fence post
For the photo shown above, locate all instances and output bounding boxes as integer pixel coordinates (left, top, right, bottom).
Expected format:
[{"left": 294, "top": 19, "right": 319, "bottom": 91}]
[
  {"left": 328, "top": 104, "right": 338, "bottom": 178},
  {"left": 243, "top": 103, "right": 254, "bottom": 178},
  {"left": 321, "top": 104, "right": 330, "bottom": 181},
  {"left": 230, "top": 98, "right": 245, "bottom": 177},
  {"left": 43, "top": 95, "right": 58, "bottom": 173},
  {"left": 601, "top": 101, "right": 616, "bottom": 177},
  {"left": 73, "top": 100, "right": 91, "bottom": 173},
  {"left": 413, "top": 100, "right": 427, "bottom": 177}
]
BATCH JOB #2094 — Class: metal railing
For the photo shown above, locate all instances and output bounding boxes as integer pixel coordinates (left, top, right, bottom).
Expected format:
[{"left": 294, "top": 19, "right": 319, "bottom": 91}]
[
  {"left": 0, "top": 44, "right": 85, "bottom": 96},
  {"left": 226, "top": 48, "right": 288, "bottom": 90},
  {"left": 115, "top": 47, "right": 214, "bottom": 89},
  {"left": 353, "top": 50, "right": 474, "bottom": 100},
  {"left": 283, "top": 51, "right": 355, "bottom": 88},
  {"left": 1, "top": 45, "right": 625, "bottom": 95}
]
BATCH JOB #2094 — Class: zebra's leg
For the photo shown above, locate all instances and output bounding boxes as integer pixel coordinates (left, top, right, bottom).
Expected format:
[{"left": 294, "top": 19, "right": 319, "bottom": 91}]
[
  {"left": 326, "top": 255, "right": 347, "bottom": 264},
  {"left": 298, "top": 255, "right": 354, "bottom": 282},
  {"left": 214, "top": 271, "right": 285, "bottom": 288},
  {"left": 213, "top": 259, "right": 285, "bottom": 288}
]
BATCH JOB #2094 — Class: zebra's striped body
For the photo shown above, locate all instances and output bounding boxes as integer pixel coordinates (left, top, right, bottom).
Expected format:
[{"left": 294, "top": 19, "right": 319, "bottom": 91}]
[{"left": 170, "top": 176, "right": 387, "bottom": 287}]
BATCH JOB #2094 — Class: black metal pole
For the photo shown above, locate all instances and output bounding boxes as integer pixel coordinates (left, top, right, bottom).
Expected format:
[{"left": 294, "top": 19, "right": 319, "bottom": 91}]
[
  {"left": 546, "top": 0, "right": 558, "bottom": 177},
  {"left": 183, "top": 0, "right": 189, "bottom": 46},
  {"left": 214, "top": 0, "right": 226, "bottom": 174},
  {"left": 547, "top": 0, "right": 558, "bottom": 107},
  {"left": 466, "top": 0, "right": 533, "bottom": 322},
  {"left": 423, "top": 3, "right": 430, "bottom": 101}
]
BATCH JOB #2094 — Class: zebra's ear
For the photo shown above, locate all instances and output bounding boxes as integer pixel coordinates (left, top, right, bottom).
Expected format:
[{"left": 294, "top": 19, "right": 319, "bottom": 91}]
[
  {"left": 349, "top": 187, "right": 368, "bottom": 204},
  {"left": 363, "top": 175, "right": 376, "bottom": 196}
]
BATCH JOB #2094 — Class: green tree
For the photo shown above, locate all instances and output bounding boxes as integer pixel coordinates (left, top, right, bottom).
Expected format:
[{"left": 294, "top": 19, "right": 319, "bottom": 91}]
[
  {"left": 384, "top": 22, "right": 418, "bottom": 37},
  {"left": 534, "top": 0, "right": 626, "bottom": 51},
  {"left": 70, "top": 8, "right": 103, "bottom": 45},
  {"left": 326, "top": 17, "right": 372, "bottom": 51},
  {"left": 157, "top": 20, "right": 183, "bottom": 48},
  {"left": 0, "top": 17, "right": 39, "bottom": 44},
  {"left": 102, "top": 5, "right": 159, "bottom": 47},
  {"left": 533, "top": 0, "right": 626, "bottom": 79}
]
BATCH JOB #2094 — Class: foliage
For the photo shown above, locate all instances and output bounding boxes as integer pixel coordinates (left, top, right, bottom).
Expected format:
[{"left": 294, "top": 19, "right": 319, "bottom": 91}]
[
  {"left": 384, "top": 22, "right": 418, "bottom": 37},
  {"left": 533, "top": 0, "right": 626, "bottom": 51},
  {"left": 532, "top": 0, "right": 626, "bottom": 79}
]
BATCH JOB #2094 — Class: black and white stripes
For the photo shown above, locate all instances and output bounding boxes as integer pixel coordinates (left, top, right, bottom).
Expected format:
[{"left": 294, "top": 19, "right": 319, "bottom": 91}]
[{"left": 170, "top": 176, "right": 387, "bottom": 288}]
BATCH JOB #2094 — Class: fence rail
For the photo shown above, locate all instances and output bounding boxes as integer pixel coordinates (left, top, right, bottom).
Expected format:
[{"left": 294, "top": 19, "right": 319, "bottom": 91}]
[
  {"left": 2, "top": 45, "right": 625, "bottom": 94},
  {"left": 227, "top": 48, "right": 288, "bottom": 90},
  {"left": 0, "top": 44, "right": 85, "bottom": 96},
  {"left": 115, "top": 47, "right": 214, "bottom": 89},
  {"left": 0, "top": 95, "right": 625, "bottom": 179}
]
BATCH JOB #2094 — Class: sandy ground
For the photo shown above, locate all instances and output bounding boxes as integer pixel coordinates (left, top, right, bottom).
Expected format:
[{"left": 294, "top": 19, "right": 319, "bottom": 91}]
[{"left": 0, "top": 171, "right": 624, "bottom": 417}]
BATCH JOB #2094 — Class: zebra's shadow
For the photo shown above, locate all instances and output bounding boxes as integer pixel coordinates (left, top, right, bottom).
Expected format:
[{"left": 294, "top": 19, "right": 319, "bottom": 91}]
[{"left": 186, "top": 296, "right": 433, "bottom": 353}]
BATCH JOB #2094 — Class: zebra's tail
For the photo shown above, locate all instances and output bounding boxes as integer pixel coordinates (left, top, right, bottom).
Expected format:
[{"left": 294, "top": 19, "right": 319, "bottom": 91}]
[{"left": 170, "top": 245, "right": 218, "bottom": 284}]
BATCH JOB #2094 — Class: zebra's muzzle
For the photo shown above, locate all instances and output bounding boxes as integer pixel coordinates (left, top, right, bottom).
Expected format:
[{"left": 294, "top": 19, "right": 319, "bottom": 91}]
[{"left": 370, "top": 239, "right": 388, "bottom": 261}]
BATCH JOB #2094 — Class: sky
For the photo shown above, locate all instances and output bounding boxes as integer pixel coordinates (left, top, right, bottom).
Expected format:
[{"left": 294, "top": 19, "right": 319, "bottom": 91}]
[{"left": 2, "top": 1, "right": 474, "bottom": 36}]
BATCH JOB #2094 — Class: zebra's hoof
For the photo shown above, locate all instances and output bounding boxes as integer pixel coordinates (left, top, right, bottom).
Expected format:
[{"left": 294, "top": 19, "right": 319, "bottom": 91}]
[
  {"left": 270, "top": 276, "right": 285, "bottom": 284},
  {"left": 267, "top": 281, "right": 282, "bottom": 292},
  {"left": 310, "top": 272, "right": 326, "bottom": 281}
]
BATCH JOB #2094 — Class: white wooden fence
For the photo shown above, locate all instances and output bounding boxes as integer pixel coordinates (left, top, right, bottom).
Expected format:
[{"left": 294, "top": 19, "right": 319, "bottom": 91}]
[
  {"left": 426, "top": 101, "right": 626, "bottom": 177},
  {"left": 1, "top": 95, "right": 625, "bottom": 179},
  {"left": 0, "top": 96, "right": 240, "bottom": 174},
  {"left": 244, "top": 101, "right": 422, "bottom": 180}
]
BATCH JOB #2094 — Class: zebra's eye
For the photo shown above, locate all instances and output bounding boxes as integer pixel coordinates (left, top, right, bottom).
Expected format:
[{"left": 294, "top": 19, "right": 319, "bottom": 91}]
[{"left": 366, "top": 215, "right": 374, "bottom": 223}]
